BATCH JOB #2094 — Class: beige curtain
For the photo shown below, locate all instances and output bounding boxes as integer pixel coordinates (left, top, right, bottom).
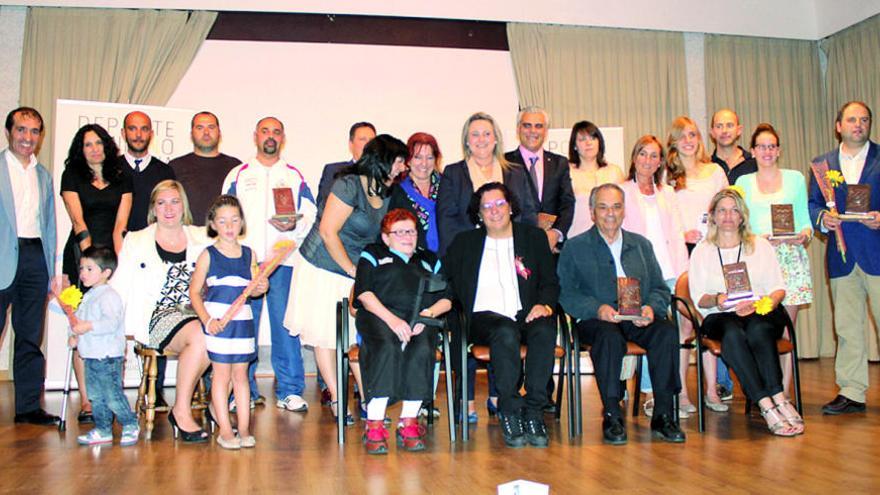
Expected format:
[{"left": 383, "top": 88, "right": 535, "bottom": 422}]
[
  {"left": 705, "top": 34, "right": 834, "bottom": 358},
  {"left": 819, "top": 14, "right": 880, "bottom": 360},
  {"left": 19, "top": 7, "right": 217, "bottom": 171},
  {"left": 821, "top": 14, "right": 880, "bottom": 128},
  {"left": 507, "top": 23, "right": 689, "bottom": 154}
]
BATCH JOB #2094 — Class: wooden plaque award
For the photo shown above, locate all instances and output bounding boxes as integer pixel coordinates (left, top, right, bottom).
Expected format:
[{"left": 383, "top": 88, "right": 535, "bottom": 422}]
[
  {"left": 272, "top": 187, "right": 301, "bottom": 221},
  {"left": 839, "top": 184, "right": 872, "bottom": 221},
  {"left": 613, "top": 277, "right": 649, "bottom": 322},
  {"left": 721, "top": 261, "right": 757, "bottom": 307},
  {"left": 769, "top": 204, "right": 797, "bottom": 239}
]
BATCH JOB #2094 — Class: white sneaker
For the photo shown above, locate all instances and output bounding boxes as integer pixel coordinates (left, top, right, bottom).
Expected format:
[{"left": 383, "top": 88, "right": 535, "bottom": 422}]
[
  {"left": 77, "top": 429, "right": 113, "bottom": 445},
  {"left": 276, "top": 394, "right": 308, "bottom": 412},
  {"left": 229, "top": 399, "right": 256, "bottom": 412}
]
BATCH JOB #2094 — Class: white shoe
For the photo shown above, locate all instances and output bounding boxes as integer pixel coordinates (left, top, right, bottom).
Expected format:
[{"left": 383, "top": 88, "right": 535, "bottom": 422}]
[
  {"left": 229, "top": 399, "right": 256, "bottom": 412},
  {"left": 704, "top": 399, "right": 730, "bottom": 412},
  {"left": 276, "top": 394, "right": 308, "bottom": 412}
]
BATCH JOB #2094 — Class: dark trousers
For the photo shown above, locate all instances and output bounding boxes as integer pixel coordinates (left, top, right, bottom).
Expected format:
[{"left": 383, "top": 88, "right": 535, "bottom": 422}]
[
  {"left": 470, "top": 311, "right": 556, "bottom": 419},
  {"left": 357, "top": 311, "right": 437, "bottom": 403},
  {"left": 0, "top": 240, "right": 49, "bottom": 414},
  {"left": 576, "top": 317, "right": 680, "bottom": 418},
  {"left": 702, "top": 309, "right": 785, "bottom": 402}
]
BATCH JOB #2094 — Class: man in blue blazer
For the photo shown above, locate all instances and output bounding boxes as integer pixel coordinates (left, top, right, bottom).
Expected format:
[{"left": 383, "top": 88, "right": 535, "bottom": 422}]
[
  {"left": 809, "top": 101, "right": 880, "bottom": 415},
  {"left": 504, "top": 106, "right": 575, "bottom": 251},
  {"left": 559, "top": 183, "right": 684, "bottom": 444},
  {"left": 0, "top": 107, "right": 59, "bottom": 425},
  {"left": 315, "top": 122, "right": 375, "bottom": 209}
]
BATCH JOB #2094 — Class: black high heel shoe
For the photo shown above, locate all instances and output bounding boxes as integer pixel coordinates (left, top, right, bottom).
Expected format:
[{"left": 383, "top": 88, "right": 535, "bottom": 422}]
[{"left": 168, "top": 411, "right": 209, "bottom": 443}]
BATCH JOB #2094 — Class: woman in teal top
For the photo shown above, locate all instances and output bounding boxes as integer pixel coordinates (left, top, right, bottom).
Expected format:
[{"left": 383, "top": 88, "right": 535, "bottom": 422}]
[{"left": 735, "top": 123, "right": 812, "bottom": 398}]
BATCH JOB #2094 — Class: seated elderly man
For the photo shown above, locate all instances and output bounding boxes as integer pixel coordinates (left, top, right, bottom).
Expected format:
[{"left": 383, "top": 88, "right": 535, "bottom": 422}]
[{"left": 558, "top": 183, "right": 685, "bottom": 445}]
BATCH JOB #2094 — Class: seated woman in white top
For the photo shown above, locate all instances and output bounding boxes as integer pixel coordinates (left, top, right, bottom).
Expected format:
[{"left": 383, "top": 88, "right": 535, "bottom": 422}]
[{"left": 689, "top": 188, "right": 804, "bottom": 436}]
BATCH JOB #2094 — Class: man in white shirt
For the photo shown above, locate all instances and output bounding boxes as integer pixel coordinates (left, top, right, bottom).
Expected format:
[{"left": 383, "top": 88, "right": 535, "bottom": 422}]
[
  {"left": 0, "top": 107, "right": 59, "bottom": 425},
  {"left": 223, "top": 117, "right": 317, "bottom": 413},
  {"left": 809, "top": 101, "right": 880, "bottom": 415}
]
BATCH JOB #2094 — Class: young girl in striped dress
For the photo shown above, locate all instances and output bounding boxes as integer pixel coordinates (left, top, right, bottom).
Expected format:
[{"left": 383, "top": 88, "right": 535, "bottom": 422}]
[{"left": 190, "top": 195, "right": 268, "bottom": 450}]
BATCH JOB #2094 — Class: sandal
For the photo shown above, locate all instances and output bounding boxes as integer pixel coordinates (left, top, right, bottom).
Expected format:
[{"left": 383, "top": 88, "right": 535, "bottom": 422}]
[
  {"left": 760, "top": 405, "right": 799, "bottom": 437},
  {"left": 774, "top": 399, "right": 805, "bottom": 431}
]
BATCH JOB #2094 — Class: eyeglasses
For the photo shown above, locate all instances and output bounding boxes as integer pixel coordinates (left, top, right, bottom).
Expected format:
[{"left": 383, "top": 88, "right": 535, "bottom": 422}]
[
  {"left": 388, "top": 229, "right": 417, "bottom": 237},
  {"left": 480, "top": 199, "right": 509, "bottom": 211},
  {"left": 754, "top": 144, "right": 778, "bottom": 151}
]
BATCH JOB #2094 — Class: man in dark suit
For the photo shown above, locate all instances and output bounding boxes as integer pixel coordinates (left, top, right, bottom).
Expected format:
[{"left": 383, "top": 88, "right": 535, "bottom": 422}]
[
  {"left": 0, "top": 107, "right": 59, "bottom": 425},
  {"left": 315, "top": 121, "right": 376, "bottom": 208},
  {"left": 809, "top": 101, "right": 880, "bottom": 416},
  {"left": 122, "top": 111, "right": 175, "bottom": 232},
  {"left": 504, "top": 106, "right": 575, "bottom": 251},
  {"left": 558, "top": 183, "right": 685, "bottom": 445}
]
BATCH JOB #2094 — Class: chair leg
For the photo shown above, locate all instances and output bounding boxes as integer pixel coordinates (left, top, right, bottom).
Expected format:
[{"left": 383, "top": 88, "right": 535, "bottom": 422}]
[
  {"left": 632, "top": 357, "right": 642, "bottom": 417},
  {"left": 696, "top": 349, "right": 705, "bottom": 433},
  {"left": 336, "top": 302, "right": 345, "bottom": 445},
  {"left": 136, "top": 353, "right": 148, "bottom": 413},
  {"left": 460, "top": 329, "right": 469, "bottom": 443},
  {"left": 145, "top": 355, "right": 157, "bottom": 440},
  {"left": 554, "top": 352, "right": 565, "bottom": 423},
  {"left": 573, "top": 333, "right": 583, "bottom": 438},
  {"left": 442, "top": 330, "right": 456, "bottom": 444},
  {"left": 792, "top": 350, "right": 802, "bottom": 415}
]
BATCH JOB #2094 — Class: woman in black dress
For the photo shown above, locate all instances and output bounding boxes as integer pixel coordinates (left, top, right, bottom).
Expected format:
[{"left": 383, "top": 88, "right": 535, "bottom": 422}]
[{"left": 60, "top": 123, "right": 132, "bottom": 423}]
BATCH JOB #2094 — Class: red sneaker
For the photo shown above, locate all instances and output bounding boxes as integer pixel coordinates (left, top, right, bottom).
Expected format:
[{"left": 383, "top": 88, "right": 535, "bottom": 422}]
[
  {"left": 396, "top": 417, "right": 426, "bottom": 452},
  {"left": 363, "top": 420, "right": 389, "bottom": 455}
]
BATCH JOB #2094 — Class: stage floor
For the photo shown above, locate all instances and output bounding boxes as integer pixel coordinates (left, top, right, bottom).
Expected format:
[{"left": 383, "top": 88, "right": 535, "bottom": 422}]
[{"left": 1, "top": 358, "right": 879, "bottom": 494}]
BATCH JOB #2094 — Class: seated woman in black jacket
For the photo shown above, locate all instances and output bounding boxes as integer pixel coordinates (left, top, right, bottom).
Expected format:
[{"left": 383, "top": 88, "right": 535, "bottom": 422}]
[
  {"left": 443, "top": 182, "right": 559, "bottom": 449},
  {"left": 354, "top": 209, "right": 451, "bottom": 455}
]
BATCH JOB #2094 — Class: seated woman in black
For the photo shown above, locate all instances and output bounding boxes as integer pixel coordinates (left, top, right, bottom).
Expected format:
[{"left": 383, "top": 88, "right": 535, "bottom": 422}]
[
  {"left": 354, "top": 208, "right": 452, "bottom": 455},
  {"left": 443, "top": 182, "right": 559, "bottom": 449}
]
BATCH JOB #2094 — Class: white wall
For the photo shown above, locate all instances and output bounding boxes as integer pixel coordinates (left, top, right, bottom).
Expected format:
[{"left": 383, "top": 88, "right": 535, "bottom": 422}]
[
  {"left": 165, "top": 40, "right": 521, "bottom": 190},
  {"left": 7, "top": 0, "right": 880, "bottom": 40}
]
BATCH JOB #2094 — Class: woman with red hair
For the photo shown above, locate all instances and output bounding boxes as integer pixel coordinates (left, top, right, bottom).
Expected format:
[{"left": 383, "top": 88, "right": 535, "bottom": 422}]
[
  {"left": 389, "top": 132, "right": 443, "bottom": 252},
  {"left": 354, "top": 208, "right": 452, "bottom": 454}
]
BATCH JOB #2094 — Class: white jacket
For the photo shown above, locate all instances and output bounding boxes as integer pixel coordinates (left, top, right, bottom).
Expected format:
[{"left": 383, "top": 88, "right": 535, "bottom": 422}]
[
  {"left": 222, "top": 158, "right": 316, "bottom": 266},
  {"left": 111, "top": 224, "right": 209, "bottom": 344}
]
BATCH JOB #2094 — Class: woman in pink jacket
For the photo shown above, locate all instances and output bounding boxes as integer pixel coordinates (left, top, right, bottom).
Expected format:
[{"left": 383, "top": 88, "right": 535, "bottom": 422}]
[{"left": 620, "top": 135, "right": 728, "bottom": 416}]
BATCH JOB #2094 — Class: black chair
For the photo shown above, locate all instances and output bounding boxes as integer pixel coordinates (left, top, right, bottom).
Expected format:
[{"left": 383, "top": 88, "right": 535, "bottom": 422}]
[
  {"left": 456, "top": 309, "right": 573, "bottom": 442},
  {"left": 335, "top": 275, "right": 456, "bottom": 445},
  {"left": 672, "top": 271, "right": 802, "bottom": 433}
]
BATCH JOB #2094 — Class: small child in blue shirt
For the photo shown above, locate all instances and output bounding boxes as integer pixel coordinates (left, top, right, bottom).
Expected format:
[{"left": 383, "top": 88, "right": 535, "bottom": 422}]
[{"left": 71, "top": 246, "right": 139, "bottom": 446}]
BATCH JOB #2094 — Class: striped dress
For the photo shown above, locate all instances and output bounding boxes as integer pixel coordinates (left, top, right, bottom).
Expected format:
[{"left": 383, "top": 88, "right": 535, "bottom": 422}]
[{"left": 203, "top": 245, "right": 257, "bottom": 363}]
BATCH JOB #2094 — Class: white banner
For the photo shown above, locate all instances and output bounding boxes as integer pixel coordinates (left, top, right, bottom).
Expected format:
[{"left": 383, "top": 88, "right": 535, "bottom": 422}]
[{"left": 45, "top": 99, "right": 195, "bottom": 389}]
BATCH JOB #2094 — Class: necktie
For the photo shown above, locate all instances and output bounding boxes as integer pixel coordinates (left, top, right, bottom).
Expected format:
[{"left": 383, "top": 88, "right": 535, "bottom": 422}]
[
  {"left": 134, "top": 158, "right": 143, "bottom": 172},
  {"left": 528, "top": 156, "right": 540, "bottom": 200}
]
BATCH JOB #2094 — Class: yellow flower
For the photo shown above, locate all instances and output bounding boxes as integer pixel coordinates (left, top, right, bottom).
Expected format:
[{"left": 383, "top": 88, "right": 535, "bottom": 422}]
[
  {"left": 826, "top": 170, "right": 844, "bottom": 187},
  {"left": 59, "top": 286, "right": 84, "bottom": 311},
  {"left": 754, "top": 296, "right": 774, "bottom": 316},
  {"left": 728, "top": 185, "right": 746, "bottom": 199}
]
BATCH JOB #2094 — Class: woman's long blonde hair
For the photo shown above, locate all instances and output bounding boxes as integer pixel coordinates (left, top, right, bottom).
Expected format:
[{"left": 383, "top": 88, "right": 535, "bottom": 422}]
[
  {"left": 705, "top": 188, "right": 755, "bottom": 254},
  {"left": 666, "top": 116, "right": 711, "bottom": 191}
]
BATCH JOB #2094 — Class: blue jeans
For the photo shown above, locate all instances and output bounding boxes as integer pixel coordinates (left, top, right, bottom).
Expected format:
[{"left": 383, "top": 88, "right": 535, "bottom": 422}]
[
  {"left": 250, "top": 265, "right": 305, "bottom": 400},
  {"left": 84, "top": 357, "right": 137, "bottom": 432},
  {"left": 717, "top": 357, "right": 733, "bottom": 389}
]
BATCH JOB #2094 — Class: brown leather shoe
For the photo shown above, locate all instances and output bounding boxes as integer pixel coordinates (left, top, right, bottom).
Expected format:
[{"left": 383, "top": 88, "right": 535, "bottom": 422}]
[{"left": 822, "top": 395, "right": 866, "bottom": 415}]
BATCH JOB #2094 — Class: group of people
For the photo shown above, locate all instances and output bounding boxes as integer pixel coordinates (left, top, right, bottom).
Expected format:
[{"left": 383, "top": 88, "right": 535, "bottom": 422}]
[{"left": 0, "top": 99, "right": 877, "bottom": 452}]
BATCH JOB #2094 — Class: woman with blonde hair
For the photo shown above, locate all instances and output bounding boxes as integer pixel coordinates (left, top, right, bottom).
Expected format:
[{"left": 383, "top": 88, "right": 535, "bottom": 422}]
[
  {"left": 437, "top": 112, "right": 538, "bottom": 256},
  {"left": 688, "top": 188, "right": 803, "bottom": 436}
]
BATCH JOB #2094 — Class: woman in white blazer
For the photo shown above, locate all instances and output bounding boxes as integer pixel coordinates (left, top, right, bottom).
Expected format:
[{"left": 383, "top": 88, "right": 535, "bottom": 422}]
[{"left": 112, "top": 180, "right": 211, "bottom": 442}]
